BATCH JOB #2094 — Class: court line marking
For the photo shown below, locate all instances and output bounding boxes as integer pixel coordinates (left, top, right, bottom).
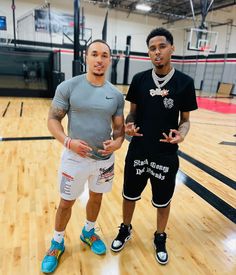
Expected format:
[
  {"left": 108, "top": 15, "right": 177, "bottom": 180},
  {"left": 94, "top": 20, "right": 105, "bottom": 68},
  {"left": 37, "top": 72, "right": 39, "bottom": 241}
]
[
  {"left": 1, "top": 135, "right": 235, "bottom": 190},
  {"left": 219, "top": 141, "right": 236, "bottom": 146},
  {"left": 0, "top": 135, "right": 235, "bottom": 224},
  {"left": 20, "top": 102, "right": 24, "bottom": 117},
  {"left": 2, "top": 101, "right": 10, "bottom": 117},
  {"left": 178, "top": 170, "right": 236, "bottom": 224},
  {"left": 1, "top": 136, "right": 54, "bottom": 141},
  {"left": 178, "top": 150, "right": 236, "bottom": 190}
]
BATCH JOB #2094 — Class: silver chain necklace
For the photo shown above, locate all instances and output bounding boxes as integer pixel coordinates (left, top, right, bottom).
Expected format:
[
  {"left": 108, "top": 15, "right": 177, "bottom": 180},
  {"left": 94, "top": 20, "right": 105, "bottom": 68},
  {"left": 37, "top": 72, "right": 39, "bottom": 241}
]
[{"left": 152, "top": 67, "right": 175, "bottom": 90}]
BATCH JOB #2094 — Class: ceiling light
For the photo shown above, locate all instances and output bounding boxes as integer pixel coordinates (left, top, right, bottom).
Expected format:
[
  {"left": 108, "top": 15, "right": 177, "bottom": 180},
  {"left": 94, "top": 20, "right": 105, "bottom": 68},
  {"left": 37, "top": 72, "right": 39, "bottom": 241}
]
[{"left": 136, "top": 3, "right": 152, "bottom": 12}]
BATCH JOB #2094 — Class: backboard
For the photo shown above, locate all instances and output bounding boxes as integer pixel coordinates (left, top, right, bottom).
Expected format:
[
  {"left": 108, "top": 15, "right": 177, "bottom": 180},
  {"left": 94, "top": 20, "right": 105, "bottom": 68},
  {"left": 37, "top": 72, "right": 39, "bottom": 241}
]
[{"left": 187, "top": 28, "right": 218, "bottom": 53}]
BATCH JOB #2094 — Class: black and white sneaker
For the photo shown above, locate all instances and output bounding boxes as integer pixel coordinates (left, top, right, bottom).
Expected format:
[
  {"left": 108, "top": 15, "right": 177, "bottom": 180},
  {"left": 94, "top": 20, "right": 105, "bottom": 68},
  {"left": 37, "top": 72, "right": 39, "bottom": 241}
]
[
  {"left": 110, "top": 223, "right": 132, "bottom": 252},
  {"left": 153, "top": 232, "right": 168, "bottom": 265}
]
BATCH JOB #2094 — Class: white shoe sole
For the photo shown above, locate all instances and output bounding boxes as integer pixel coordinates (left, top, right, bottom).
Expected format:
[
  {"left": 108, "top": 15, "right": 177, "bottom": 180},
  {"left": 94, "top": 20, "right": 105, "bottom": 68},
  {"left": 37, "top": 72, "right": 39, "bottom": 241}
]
[
  {"left": 153, "top": 241, "right": 168, "bottom": 265},
  {"left": 110, "top": 235, "right": 131, "bottom": 252}
]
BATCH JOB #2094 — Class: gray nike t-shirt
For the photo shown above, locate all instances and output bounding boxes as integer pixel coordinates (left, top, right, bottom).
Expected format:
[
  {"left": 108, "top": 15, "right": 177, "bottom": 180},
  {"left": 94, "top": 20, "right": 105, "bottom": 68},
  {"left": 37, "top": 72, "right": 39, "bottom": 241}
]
[{"left": 52, "top": 74, "right": 124, "bottom": 160}]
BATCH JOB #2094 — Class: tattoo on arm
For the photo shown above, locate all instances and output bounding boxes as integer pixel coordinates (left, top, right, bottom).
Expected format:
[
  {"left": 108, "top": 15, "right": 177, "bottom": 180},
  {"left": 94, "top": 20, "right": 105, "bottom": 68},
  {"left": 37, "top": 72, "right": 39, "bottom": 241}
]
[
  {"left": 178, "top": 120, "right": 190, "bottom": 138},
  {"left": 48, "top": 106, "right": 67, "bottom": 122},
  {"left": 125, "top": 112, "right": 136, "bottom": 124},
  {"left": 126, "top": 103, "right": 137, "bottom": 124}
]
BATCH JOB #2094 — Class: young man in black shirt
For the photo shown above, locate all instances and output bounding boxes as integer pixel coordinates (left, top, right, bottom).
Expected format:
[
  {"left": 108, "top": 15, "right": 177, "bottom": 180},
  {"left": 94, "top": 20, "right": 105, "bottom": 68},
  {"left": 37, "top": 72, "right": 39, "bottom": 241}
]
[{"left": 110, "top": 27, "right": 198, "bottom": 264}]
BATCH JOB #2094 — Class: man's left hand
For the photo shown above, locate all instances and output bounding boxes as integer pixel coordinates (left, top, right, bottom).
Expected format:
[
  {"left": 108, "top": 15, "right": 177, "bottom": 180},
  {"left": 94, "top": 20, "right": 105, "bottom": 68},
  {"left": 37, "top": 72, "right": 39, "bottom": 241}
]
[
  {"left": 160, "top": 129, "right": 184, "bottom": 144},
  {"left": 98, "top": 139, "right": 122, "bottom": 156}
]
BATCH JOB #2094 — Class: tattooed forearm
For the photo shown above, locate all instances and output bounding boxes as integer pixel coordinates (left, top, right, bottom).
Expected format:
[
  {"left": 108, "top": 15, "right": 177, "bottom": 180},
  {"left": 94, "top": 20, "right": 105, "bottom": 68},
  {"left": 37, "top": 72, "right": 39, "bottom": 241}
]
[
  {"left": 126, "top": 103, "right": 137, "bottom": 124},
  {"left": 125, "top": 112, "right": 136, "bottom": 124},
  {"left": 47, "top": 106, "right": 67, "bottom": 144},
  {"left": 178, "top": 120, "right": 190, "bottom": 138},
  {"left": 48, "top": 106, "right": 67, "bottom": 122}
]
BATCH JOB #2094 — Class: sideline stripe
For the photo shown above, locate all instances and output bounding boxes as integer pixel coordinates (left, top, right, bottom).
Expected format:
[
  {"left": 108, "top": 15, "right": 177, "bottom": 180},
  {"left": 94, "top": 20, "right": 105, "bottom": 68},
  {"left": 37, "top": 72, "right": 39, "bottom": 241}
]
[
  {"left": 178, "top": 150, "right": 236, "bottom": 190},
  {"left": 178, "top": 170, "right": 236, "bottom": 224},
  {"left": 219, "top": 141, "right": 236, "bottom": 146},
  {"left": 1, "top": 136, "right": 55, "bottom": 141}
]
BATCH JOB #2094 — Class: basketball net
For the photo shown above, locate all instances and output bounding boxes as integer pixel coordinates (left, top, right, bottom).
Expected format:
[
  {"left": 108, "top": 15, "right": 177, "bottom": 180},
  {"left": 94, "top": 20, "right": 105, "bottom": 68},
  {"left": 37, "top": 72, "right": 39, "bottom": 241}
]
[{"left": 200, "top": 45, "right": 211, "bottom": 57}]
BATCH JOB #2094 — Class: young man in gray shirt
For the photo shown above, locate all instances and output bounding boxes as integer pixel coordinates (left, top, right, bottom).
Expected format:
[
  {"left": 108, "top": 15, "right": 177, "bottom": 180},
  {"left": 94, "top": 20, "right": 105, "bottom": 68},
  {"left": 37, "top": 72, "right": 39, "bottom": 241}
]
[{"left": 41, "top": 40, "right": 125, "bottom": 274}]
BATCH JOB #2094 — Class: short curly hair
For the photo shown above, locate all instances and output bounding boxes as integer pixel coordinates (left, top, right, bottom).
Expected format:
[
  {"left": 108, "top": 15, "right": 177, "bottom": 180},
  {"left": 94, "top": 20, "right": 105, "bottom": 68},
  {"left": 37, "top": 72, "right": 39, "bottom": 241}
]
[{"left": 146, "top": 27, "right": 173, "bottom": 46}]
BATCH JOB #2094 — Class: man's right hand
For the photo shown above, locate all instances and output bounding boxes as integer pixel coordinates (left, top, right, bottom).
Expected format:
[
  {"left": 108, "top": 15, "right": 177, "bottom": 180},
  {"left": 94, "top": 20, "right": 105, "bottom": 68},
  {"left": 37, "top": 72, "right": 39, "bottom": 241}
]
[
  {"left": 125, "top": 122, "right": 143, "bottom": 137},
  {"left": 69, "top": 139, "right": 92, "bottom": 157}
]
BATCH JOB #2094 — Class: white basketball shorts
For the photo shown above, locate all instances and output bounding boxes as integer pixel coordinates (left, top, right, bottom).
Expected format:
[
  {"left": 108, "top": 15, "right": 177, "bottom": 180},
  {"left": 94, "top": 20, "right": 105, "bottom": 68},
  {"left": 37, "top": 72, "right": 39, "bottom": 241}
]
[{"left": 58, "top": 149, "right": 115, "bottom": 200}]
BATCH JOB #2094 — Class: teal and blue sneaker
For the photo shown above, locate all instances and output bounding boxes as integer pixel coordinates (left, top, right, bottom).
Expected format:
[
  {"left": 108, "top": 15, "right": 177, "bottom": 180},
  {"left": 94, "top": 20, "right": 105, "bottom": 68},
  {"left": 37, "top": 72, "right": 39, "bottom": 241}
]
[
  {"left": 80, "top": 227, "right": 106, "bottom": 255},
  {"left": 41, "top": 239, "right": 65, "bottom": 273}
]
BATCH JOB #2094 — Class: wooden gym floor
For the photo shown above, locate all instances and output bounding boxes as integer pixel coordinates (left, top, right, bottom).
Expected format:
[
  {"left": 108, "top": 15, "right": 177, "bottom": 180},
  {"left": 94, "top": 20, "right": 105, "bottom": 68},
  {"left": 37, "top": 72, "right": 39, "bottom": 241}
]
[{"left": 0, "top": 93, "right": 235, "bottom": 275}]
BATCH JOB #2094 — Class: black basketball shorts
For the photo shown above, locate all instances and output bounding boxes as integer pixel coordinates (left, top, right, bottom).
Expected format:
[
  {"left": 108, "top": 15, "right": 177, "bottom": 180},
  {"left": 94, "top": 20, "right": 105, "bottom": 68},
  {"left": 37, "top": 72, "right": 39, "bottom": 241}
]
[{"left": 123, "top": 152, "right": 179, "bottom": 208}]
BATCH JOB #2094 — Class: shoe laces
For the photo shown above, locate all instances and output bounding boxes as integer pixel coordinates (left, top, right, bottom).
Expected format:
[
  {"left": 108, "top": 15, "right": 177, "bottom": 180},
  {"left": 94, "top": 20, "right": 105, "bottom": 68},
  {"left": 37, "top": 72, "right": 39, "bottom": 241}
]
[
  {"left": 88, "top": 234, "right": 100, "bottom": 243},
  {"left": 47, "top": 241, "right": 63, "bottom": 256},
  {"left": 154, "top": 233, "right": 167, "bottom": 252},
  {"left": 83, "top": 227, "right": 101, "bottom": 241},
  {"left": 116, "top": 223, "right": 131, "bottom": 241},
  {"left": 47, "top": 249, "right": 60, "bottom": 257}
]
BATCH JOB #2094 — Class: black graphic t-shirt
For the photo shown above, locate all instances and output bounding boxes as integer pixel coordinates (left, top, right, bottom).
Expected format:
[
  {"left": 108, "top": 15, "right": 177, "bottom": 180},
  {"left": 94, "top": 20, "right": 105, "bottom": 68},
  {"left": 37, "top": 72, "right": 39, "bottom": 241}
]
[{"left": 126, "top": 69, "right": 198, "bottom": 156}]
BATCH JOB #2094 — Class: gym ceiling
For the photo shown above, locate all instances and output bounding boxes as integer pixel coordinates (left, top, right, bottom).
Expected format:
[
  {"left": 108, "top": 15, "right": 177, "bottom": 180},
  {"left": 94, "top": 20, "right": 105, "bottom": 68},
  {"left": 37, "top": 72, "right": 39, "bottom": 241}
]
[{"left": 85, "top": 0, "right": 236, "bottom": 23}]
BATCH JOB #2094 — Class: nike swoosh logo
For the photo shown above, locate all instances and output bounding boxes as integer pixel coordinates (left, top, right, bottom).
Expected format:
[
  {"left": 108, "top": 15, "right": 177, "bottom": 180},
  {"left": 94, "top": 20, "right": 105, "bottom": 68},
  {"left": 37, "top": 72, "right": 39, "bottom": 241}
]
[{"left": 106, "top": 96, "right": 113, "bottom": 99}]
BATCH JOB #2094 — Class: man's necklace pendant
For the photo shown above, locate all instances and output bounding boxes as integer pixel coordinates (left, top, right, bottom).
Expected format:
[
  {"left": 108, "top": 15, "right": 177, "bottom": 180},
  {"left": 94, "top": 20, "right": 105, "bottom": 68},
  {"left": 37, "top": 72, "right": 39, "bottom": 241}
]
[{"left": 150, "top": 88, "right": 169, "bottom": 97}]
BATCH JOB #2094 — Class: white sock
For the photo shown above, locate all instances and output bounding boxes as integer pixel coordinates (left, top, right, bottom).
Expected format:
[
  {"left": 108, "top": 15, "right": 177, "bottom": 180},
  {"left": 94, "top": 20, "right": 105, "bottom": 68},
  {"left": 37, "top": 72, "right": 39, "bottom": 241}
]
[
  {"left": 53, "top": 230, "right": 65, "bottom": 243},
  {"left": 84, "top": 220, "right": 95, "bottom": 232}
]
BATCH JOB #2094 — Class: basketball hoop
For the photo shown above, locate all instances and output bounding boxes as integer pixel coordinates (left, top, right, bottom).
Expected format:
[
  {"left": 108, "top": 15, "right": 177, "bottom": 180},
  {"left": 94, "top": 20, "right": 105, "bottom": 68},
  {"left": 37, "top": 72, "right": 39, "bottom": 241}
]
[
  {"left": 200, "top": 45, "right": 211, "bottom": 57},
  {"left": 187, "top": 28, "right": 218, "bottom": 53}
]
